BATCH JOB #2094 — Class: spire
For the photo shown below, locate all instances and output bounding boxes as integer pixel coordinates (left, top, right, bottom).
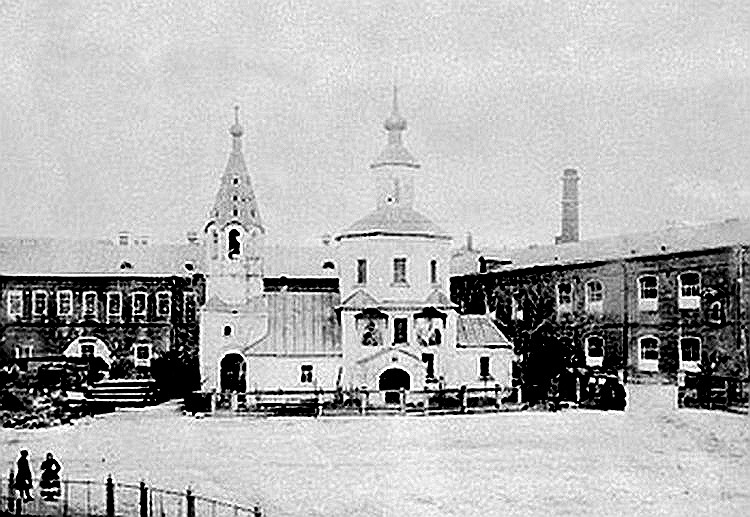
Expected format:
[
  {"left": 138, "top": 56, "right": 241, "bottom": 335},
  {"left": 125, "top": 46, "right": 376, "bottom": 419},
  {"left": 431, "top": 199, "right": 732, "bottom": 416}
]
[
  {"left": 205, "top": 107, "right": 264, "bottom": 234},
  {"left": 229, "top": 105, "right": 244, "bottom": 152},
  {"left": 371, "top": 85, "right": 419, "bottom": 169}
]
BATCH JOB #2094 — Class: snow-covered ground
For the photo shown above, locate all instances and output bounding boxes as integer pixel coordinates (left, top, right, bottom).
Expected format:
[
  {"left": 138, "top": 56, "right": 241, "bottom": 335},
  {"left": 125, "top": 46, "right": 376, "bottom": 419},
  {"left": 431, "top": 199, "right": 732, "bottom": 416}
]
[{"left": 1, "top": 385, "right": 749, "bottom": 517}]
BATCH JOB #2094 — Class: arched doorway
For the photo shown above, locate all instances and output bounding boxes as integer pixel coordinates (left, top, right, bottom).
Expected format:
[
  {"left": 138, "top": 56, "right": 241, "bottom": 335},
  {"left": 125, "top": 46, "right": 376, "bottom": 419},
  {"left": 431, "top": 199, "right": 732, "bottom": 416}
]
[
  {"left": 220, "top": 353, "right": 246, "bottom": 392},
  {"left": 379, "top": 368, "right": 411, "bottom": 404}
]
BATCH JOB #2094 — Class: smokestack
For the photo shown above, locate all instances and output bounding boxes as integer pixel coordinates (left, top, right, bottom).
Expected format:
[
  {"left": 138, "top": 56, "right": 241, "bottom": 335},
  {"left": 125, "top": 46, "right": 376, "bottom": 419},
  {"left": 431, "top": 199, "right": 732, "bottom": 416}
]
[
  {"left": 465, "top": 232, "right": 473, "bottom": 251},
  {"left": 555, "top": 168, "right": 579, "bottom": 244}
]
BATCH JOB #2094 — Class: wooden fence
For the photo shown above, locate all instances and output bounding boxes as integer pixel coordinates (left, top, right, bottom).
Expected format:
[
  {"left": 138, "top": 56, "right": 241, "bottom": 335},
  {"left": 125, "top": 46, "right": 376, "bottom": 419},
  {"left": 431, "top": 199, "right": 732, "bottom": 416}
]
[{"left": 186, "top": 385, "right": 519, "bottom": 417}]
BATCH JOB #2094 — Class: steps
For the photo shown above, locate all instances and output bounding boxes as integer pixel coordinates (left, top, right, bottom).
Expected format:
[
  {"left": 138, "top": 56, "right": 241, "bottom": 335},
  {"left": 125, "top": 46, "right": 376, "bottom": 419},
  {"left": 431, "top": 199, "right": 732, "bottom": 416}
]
[{"left": 85, "top": 379, "right": 158, "bottom": 407}]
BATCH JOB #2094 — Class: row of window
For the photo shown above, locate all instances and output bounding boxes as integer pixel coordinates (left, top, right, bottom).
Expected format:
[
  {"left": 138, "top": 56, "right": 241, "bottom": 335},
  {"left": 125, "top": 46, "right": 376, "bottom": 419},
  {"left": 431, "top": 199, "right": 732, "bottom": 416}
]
[
  {"left": 582, "top": 334, "right": 702, "bottom": 371},
  {"left": 13, "top": 342, "right": 153, "bottom": 367},
  {"left": 6, "top": 289, "right": 196, "bottom": 322},
  {"left": 519, "top": 272, "right": 707, "bottom": 317},
  {"left": 293, "top": 358, "right": 494, "bottom": 385},
  {"left": 355, "top": 258, "right": 440, "bottom": 285}
]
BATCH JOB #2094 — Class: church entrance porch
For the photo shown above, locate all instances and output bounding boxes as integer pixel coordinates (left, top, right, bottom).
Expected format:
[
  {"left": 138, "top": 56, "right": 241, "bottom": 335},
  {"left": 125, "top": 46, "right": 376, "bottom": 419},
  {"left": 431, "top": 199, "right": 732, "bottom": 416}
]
[
  {"left": 220, "top": 353, "right": 247, "bottom": 392},
  {"left": 378, "top": 368, "right": 411, "bottom": 404}
]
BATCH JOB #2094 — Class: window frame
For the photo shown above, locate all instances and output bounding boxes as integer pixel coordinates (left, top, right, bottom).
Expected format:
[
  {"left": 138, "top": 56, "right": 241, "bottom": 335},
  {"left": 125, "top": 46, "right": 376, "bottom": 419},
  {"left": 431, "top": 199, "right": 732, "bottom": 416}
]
[
  {"left": 82, "top": 290, "right": 98, "bottom": 320},
  {"left": 392, "top": 257, "right": 408, "bottom": 285},
  {"left": 32, "top": 290, "right": 48, "bottom": 317},
  {"left": 584, "top": 335, "right": 605, "bottom": 367},
  {"left": 510, "top": 293, "right": 524, "bottom": 321},
  {"left": 156, "top": 291, "right": 171, "bottom": 319},
  {"left": 184, "top": 292, "right": 196, "bottom": 322},
  {"left": 679, "top": 336, "right": 701, "bottom": 372},
  {"left": 133, "top": 343, "right": 153, "bottom": 368},
  {"left": 430, "top": 259, "right": 439, "bottom": 285},
  {"left": 479, "top": 356, "right": 491, "bottom": 379},
  {"left": 57, "top": 290, "right": 73, "bottom": 318},
  {"left": 638, "top": 335, "right": 660, "bottom": 372},
  {"left": 7, "top": 290, "right": 24, "bottom": 319},
  {"left": 556, "top": 282, "right": 573, "bottom": 313},
  {"left": 637, "top": 275, "right": 659, "bottom": 311},
  {"left": 14, "top": 344, "right": 33, "bottom": 359},
  {"left": 678, "top": 271, "right": 701, "bottom": 309},
  {"left": 107, "top": 291, "right": 122, "bottom": 322},
  {"left": 393, "top": 317, "right": 408, "bottom": 344},
  {"left": 131, "top": 291, "right": 148, "bottom": 320},
  {"left": 356, "top": 258, "right": 367, "bottom": 285},
  {"left": 300, "top": 364, "right": 314, "bottom": 384},
  {"left": 585, "top": 280, "right": 604, "bottom": 313}
]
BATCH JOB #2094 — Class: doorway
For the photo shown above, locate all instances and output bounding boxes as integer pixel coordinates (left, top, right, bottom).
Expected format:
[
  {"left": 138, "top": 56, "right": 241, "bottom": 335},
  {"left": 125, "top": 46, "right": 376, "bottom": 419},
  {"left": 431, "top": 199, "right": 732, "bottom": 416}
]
[
  {"left": 379, "top": 368, "right": 411, "bottom": 404},
  {"left": 220, "top": 353, "right": 247, "bottom": 392}
]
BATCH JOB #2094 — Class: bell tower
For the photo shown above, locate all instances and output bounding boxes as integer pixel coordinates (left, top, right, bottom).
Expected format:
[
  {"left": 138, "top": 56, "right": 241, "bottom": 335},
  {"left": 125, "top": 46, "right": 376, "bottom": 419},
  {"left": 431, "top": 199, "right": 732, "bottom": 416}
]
[{"left": 204, "top": 106, "right": 265, "bottom": 303}]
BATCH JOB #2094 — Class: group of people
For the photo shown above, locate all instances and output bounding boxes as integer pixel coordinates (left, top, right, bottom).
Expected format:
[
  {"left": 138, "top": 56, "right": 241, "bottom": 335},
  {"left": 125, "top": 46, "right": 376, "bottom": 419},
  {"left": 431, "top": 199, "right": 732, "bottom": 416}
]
[{"left": 13, "top": 450, "right": 62, "bottom": 502}]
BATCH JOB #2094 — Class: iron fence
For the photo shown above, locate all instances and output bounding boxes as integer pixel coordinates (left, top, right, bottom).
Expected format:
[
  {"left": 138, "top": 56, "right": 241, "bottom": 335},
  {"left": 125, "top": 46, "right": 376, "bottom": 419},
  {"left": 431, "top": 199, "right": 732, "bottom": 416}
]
[{"left": 0, "top": 474, "right": 262, "bottom": 517}]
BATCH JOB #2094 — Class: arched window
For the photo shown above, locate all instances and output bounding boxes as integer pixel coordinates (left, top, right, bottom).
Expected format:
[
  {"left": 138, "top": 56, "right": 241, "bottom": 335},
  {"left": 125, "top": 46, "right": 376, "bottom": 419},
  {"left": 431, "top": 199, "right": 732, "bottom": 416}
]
[
  {"left": 430, "top": 260, "right": 439, "bottom": 284},
  {"left": 637, "top": 275, "right": 658, "bottom": 311},
  {"left": 223, "top": 325, "right": 233, "bottom": 337},
  {"left": 678, "top": 272, "right": 701, "bottom": 309},
  {"left": 585, "top": 335, "right": 605, "bottom": 367},
  {"left": 585, "top": 280, "right": 604, "bottom": 313},
  {"left": 227, "top": 229, "right": 241, "bottom": 260},
  {"left": 638, "top": 335, "right": 660, "bottom": 372},
  {"left": 679, "top": 336, "right": 701, "bottom": 371},
  {"left": 708, "top": 300, "right": 722, "bottom": 323},
  {"left": 557, "top": 282, "right": 573, "bottom": 314}
]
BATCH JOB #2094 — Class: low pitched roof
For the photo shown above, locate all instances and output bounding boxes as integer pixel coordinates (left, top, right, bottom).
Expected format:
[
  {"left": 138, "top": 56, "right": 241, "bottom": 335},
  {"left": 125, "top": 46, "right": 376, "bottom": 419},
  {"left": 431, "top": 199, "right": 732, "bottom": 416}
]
[
  {"left": 480, "top": 218, "right": 750, "bottom": 273},
  {"left": 456, "top": 315, "right": 513, "bottom": 349},
  {"left": 0, "top": 237, "right": 202, "bottom": 276},
  {"left": 0, "top": 237, "right": 338, "bottom": 278}
]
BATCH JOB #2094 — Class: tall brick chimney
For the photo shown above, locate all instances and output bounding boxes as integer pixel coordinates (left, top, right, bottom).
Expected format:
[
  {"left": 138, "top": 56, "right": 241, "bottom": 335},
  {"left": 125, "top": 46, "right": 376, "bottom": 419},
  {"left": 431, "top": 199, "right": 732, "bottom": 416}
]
[{"left": 555, "top": 168, "right": 579, "bottom": 244}]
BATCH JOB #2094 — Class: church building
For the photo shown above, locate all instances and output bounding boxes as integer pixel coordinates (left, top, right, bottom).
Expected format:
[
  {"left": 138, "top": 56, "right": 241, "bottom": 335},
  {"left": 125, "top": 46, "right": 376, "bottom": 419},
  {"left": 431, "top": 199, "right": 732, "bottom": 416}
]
[{"left": 199, "top": 94, "right": 515, "bottom": 397}]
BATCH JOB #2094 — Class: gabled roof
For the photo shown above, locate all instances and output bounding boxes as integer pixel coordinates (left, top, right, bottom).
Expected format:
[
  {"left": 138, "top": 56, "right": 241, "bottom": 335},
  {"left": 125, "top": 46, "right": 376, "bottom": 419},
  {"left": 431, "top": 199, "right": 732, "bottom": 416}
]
[
  {"left": 335, "top": 205, "right": 451, "bottom": 241},
  {"left": 340, "top": 289, "right": 379, "bottom": 309},
  {"left": 456, "top": 315, "right": 513, "bottom": 349},
  {"left": 479, "top": 218, "right": 750, "bottom": 273}
]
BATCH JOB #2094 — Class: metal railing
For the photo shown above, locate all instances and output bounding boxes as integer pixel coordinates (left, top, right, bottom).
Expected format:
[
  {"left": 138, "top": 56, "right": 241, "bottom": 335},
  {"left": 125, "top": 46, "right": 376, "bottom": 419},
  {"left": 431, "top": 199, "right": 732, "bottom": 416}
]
[{"left": 0, "top": 473, "right": 263, "bottom": 517}]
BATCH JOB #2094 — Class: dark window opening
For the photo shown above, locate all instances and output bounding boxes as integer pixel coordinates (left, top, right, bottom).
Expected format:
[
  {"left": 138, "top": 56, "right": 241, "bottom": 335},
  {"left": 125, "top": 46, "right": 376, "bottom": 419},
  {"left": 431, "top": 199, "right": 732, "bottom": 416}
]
[
  {"left": 223, "top": 325, "right": 232, "bottom": 337},
  {"left": 394, "top": 318, "right": 407, "bottom": 344},
  {"left": 322, "top": 261, "right": 335, "bottom": 270},
  {"left": 228, "top": 229, "right": 241, "bottom": 259},
  {"left": 479, "top": 357, "right": 491, "bottom": 379},
  {"left": 300, "top": 365, "right": 313, "bottom": 383},
  {"left": 393, "top": 258, "right": 407, "bottom": 284},
  {"left": 430, "top": 259, "right": 438, "bottom": 284},
  {"left": 233, "top": 178, "right": 239, "bottom": 185},
  {"left": 356, "top": 259, "right": 367, "bottom": 284},
  {"left": 422, "top": 353, "right": 435, "bottom": 379},
  {"left": 81, "top": 344, "right": 95, "bottom": 358}
]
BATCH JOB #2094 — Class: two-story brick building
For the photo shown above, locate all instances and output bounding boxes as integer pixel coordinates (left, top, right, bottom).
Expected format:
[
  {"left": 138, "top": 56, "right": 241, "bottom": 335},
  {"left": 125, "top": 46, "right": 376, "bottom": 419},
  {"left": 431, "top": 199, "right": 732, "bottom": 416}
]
[
  {"left": 0, "top": 236, "right": 205, "bottom": 393},
  {"left": 451, "top": 172, "right": 750, "bottom": 384}
]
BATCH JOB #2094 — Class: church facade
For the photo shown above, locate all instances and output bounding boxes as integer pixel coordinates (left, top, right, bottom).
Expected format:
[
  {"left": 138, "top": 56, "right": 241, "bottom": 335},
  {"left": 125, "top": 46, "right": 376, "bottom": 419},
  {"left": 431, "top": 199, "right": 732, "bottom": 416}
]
[{"left": 199, "top": 96, "right": 514, "bottom": 396}]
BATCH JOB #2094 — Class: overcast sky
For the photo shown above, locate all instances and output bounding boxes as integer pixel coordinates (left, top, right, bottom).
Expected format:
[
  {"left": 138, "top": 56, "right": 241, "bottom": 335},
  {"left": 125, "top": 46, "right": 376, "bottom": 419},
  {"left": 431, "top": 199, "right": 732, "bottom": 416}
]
[{"left": 1, "top": 1, "right": 749, "bottom": 249}]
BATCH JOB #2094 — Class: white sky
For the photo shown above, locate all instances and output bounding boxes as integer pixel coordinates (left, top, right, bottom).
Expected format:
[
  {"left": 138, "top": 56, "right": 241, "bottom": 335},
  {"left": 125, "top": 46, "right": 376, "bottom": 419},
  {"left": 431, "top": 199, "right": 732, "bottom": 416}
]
[{"left": 1, "top": 1, "right": 749, "bottom": 249}]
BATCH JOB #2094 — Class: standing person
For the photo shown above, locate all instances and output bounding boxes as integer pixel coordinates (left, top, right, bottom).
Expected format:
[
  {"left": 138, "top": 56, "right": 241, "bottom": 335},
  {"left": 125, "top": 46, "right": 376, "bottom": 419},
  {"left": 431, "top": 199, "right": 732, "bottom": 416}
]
[
  {"left": 39, "top": 453, "right": 62, "bottom": 501},
  {"left": 14, "top": 450, "right": 33, "bottom": 502}
]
